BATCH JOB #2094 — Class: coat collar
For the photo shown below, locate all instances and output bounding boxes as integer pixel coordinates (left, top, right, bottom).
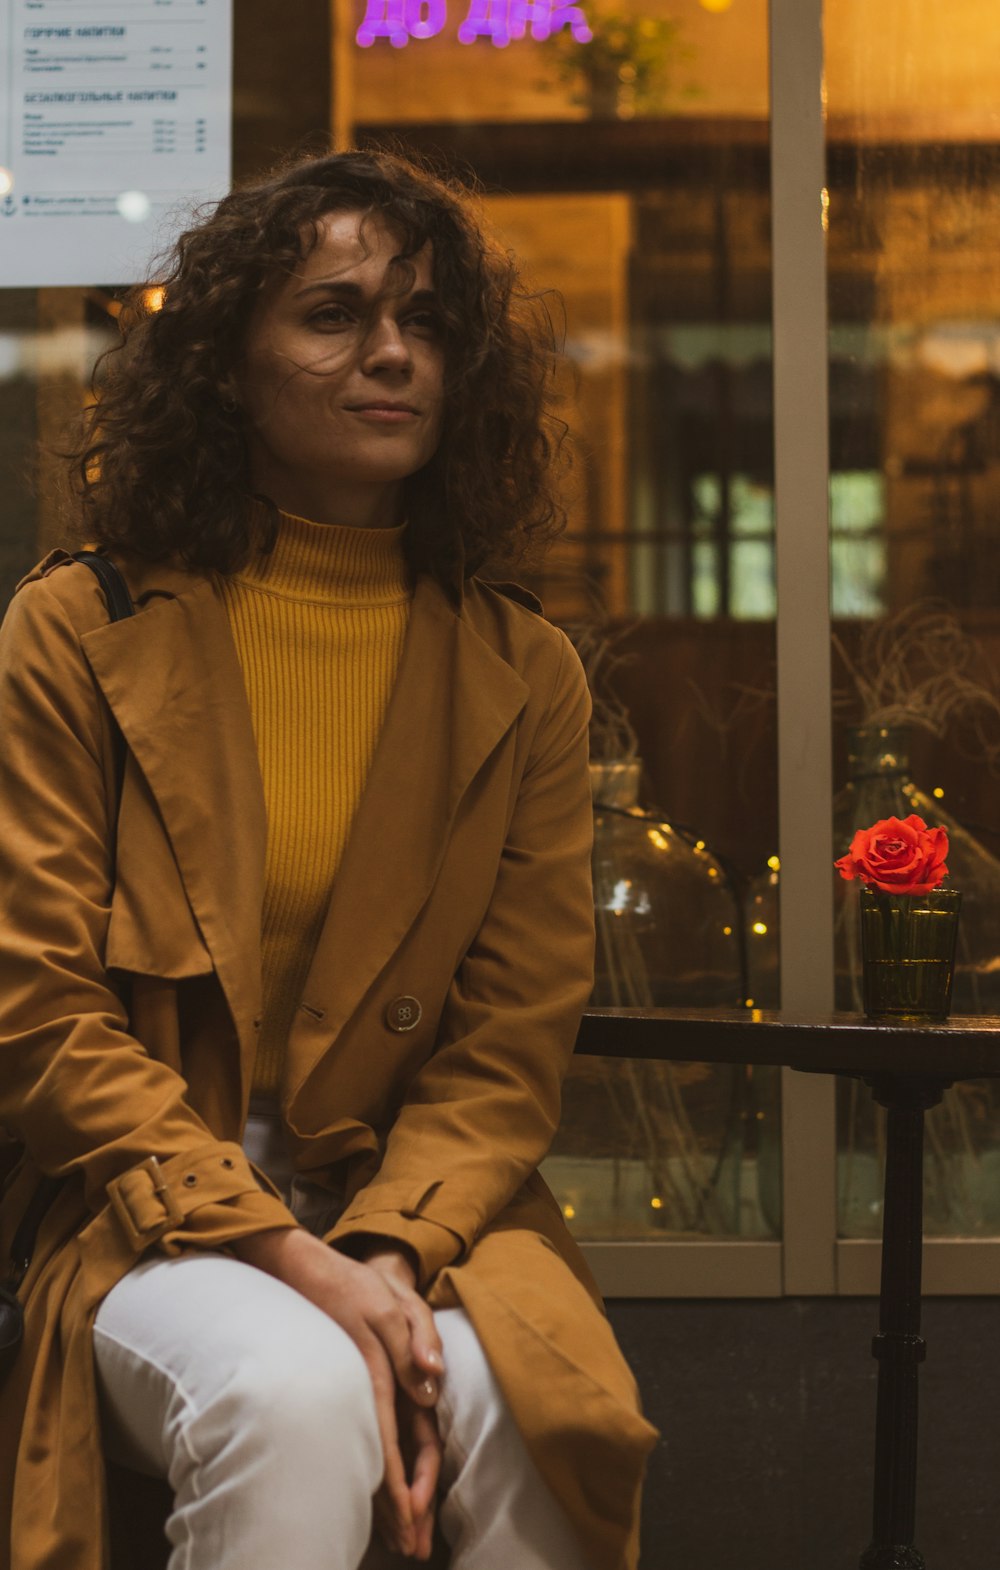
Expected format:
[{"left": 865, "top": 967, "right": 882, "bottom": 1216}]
[{"left": 76, "top": 559, "right": 530, "bottom": 1114}]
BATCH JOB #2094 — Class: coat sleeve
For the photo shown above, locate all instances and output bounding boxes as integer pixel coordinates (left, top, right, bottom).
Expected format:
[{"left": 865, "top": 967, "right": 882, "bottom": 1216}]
[
  {"left": 0, "top": 572, "right": 297, "bottom": 1277},
  {"left": 327, "top": 631, "right": 595, "bottom": 1289}
]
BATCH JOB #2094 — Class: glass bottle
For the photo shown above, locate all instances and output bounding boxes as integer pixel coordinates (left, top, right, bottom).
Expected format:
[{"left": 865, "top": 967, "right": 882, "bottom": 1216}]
[
  {"left": 543, "top": 760, "right": 781, "bottom": 1242},
  {"left": 588, "top": 759, "right": 743, "bottom": 1009}
]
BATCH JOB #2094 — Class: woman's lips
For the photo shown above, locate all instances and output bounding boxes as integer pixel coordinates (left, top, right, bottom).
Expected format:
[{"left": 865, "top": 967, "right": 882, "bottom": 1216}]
[{"left": 347, "top": 403, "right": 419, "bottom": 422}]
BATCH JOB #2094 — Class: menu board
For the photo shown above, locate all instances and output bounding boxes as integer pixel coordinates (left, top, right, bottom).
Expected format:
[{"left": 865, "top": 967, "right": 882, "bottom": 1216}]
[{"left": 0, "top": 0, "right": 231, "bottom": 286}]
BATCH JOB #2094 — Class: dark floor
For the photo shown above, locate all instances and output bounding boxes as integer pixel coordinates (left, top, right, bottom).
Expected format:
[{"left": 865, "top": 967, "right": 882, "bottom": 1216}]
[{"left": 608, "top": 1297, "right": 1000, "bottom": 1570}]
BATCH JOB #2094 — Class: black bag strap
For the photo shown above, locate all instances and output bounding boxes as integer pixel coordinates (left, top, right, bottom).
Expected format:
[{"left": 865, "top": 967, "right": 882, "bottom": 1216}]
[
  {"left": 2, "top": 551, "right": 136, "bottom": 1290},
  {"left": 71, "top": 552, "right": 134, "bottom": 804},
  {"left": 72, "top": 550, "right": 135, "bottom": 623},
  {"left": 6, "top": 1178, "right": 65, "bottom": 1289}
]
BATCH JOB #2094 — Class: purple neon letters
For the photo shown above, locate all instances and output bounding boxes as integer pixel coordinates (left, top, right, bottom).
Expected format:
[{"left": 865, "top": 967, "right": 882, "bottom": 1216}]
[{"left": 356, "top": 0, "right": 592, "bottom": 48}]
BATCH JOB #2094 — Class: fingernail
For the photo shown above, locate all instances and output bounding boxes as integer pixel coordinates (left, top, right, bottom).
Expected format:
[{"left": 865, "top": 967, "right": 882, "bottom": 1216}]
[
  {"left": 426, "top": 1350, "right": 443, "bottom": 1371},
  {"left": 420, "top": 1378, "right": 436, "bottom": 1400}
]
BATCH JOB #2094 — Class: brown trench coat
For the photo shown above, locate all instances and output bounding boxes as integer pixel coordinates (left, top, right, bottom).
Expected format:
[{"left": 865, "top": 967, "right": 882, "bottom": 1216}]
[{"left": 0, "top": 548, "right": 657, "bottom": 1570}]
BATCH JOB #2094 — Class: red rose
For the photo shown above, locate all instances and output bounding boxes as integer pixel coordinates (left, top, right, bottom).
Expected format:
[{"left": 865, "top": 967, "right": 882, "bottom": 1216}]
[{"left": 834, "top": 814, "right": 949, "bottom": 895}]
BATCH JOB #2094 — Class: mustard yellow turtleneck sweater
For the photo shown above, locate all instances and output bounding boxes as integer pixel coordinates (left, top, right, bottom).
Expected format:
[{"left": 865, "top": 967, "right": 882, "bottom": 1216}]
[{"left": 219, "top": 509, "right": 412, "bottom": 1099}]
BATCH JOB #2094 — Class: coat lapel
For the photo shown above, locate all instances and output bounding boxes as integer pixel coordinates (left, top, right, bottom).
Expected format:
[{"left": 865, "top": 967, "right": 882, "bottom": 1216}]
[
  {"left": 80, "top": 573, "right": 266, "bottom": 1055},
  {"left": 284, "top": 576, "right": 529, "bottom": 1112}
]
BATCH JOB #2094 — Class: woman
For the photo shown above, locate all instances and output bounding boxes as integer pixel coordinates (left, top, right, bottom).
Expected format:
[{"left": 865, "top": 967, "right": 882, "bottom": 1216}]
[{"left": 0, "top": 150, "right": 656, "bottom": 1570}]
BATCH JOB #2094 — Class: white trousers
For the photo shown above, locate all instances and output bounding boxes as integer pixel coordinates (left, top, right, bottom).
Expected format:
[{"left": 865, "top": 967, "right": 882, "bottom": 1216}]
[{"left": 93, "top": 1117, "right": 588, "bottom": 1570}]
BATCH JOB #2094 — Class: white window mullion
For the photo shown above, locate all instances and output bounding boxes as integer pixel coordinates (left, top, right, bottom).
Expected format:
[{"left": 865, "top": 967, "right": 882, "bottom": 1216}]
[{"left": 769, "top": 0, "right": 839, "bottom": 1294}]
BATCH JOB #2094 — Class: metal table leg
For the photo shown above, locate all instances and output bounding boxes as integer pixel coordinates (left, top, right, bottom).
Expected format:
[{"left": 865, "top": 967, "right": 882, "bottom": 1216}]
[{"left": 858, "top": 1075, "right": 951, "bottom": 1570}]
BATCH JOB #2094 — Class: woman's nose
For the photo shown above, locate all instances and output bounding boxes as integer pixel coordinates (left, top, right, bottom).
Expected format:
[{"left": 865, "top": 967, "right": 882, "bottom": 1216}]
[{"left": 361, "top": 315, "right": 412, "bottom": 373}]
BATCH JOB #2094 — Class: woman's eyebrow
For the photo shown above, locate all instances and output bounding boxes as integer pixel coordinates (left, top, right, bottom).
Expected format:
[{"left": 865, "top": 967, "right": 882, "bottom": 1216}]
[
  {"left": 294, "top": 279, "right": 367, "bottom": 300},
  {"left": 293, "top": 280, "right": 439, "bottom": 307}
]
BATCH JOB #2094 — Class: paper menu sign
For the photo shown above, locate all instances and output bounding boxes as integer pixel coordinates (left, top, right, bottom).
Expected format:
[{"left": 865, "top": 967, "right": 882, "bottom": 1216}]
[{"left": 0, "top": 0, "right": 232, "bottom": 287}]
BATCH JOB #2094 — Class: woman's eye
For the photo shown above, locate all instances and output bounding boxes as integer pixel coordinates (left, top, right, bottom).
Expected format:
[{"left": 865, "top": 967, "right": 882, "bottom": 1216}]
[
  {"left": 310, "top": 304, "right": 354, "bottom": 328},
  {"left": 406, "top": 311, "right": 440, "bottom": 335}
]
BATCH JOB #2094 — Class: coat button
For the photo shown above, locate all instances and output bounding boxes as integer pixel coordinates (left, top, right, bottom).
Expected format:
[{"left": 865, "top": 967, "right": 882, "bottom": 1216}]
[{"left": 385, "top": 995, "right": 422, "bottom": 1033}]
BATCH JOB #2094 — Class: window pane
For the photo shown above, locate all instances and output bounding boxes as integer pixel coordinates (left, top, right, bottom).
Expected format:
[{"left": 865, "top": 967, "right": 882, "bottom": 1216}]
[
  {"left": 729, "top": 538, "right": 775, "bottom": 619},
  {"left": 825, "top": 0, "right": 1000, "bottom": 1238}
]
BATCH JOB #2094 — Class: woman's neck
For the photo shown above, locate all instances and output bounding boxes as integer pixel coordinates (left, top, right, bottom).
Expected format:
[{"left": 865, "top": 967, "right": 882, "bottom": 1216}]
[{"left": 249, "top": 468, "right": 404, "bottom": 531}]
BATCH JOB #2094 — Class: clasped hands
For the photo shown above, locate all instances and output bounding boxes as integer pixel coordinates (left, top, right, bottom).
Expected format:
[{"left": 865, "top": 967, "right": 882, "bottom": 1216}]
[{"left": 233, "top": 1226, "right": 444, "bottom": 1560}]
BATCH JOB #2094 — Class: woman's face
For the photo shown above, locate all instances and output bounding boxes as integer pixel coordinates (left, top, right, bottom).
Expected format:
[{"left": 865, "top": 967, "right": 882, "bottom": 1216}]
[{"left": 235, "top": 208, "right": 446, "bottom": 529}]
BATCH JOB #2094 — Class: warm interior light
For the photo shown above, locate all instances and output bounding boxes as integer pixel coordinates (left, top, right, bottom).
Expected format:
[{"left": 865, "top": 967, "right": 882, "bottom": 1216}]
[
  {"left": 933, "top": 786, "right": 945, "bottom": 799},
  {"left": 650, "top": 1196, "right": 663, "bottom": 1210},
  {"left": 698, "top": 0, "right": 733, "bottom": 10},
  {"left": 767, "top": 854, "right": 780, "bottom": 871},
  {"left": 0, "top": 167, "right": 13, "bottom": 197},
  {"left": 752, "top": 921, "right": 768, "bottom": 935},
  {"left": 142, "top": 286, "right": 166, "bottom": 314},
  {"left": 86, "top": 288, "right": 122, "bottom": 320}
]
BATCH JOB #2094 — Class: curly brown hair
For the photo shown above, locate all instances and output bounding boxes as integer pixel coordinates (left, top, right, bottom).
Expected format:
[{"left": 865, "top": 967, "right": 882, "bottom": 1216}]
[{"left": 71, "top": 148, "right": 566, "bottom": 581}]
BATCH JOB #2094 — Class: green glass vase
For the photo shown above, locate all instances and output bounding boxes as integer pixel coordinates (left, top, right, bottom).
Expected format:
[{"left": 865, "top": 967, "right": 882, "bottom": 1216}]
[{"left": 859, "top": 887, "right": 963, "bottom": 1023}]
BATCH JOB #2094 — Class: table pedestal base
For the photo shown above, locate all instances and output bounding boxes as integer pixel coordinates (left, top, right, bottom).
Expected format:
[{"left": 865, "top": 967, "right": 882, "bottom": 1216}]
[{"left": 857, "top": 1076, "right": 951, "bottom": 1570}]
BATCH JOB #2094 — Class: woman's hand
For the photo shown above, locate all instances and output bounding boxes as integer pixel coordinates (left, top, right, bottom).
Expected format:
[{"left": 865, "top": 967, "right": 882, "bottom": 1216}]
[
  {"left": 364, "top": 1245, "right": 445, "bottom": 1559},
  {"left": 363, "top": 1242, "right": 444, "bottom": 1397},
  {"left": 232, "top": 1228, "right": 441, "bottom": 1555},
  {"left": 378, "top": 1391, "right": 441, "bottom": 1561}
]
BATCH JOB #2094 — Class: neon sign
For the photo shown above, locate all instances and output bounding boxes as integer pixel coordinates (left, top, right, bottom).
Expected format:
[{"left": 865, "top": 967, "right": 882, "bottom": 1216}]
[{"left": 356, "top": 0, "right": 593, "bottom": 48}]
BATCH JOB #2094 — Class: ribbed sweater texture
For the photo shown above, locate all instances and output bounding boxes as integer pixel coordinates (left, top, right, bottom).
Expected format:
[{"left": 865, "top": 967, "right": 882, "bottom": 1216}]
[{"left": 219, "top": 509, "right": 411, "bottom": 1099}]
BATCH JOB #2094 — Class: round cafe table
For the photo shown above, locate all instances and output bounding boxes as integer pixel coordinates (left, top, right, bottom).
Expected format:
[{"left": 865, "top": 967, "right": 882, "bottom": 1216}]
[{"left": 575, "top": 1007, "right": 1000, "bottom": 1570}]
